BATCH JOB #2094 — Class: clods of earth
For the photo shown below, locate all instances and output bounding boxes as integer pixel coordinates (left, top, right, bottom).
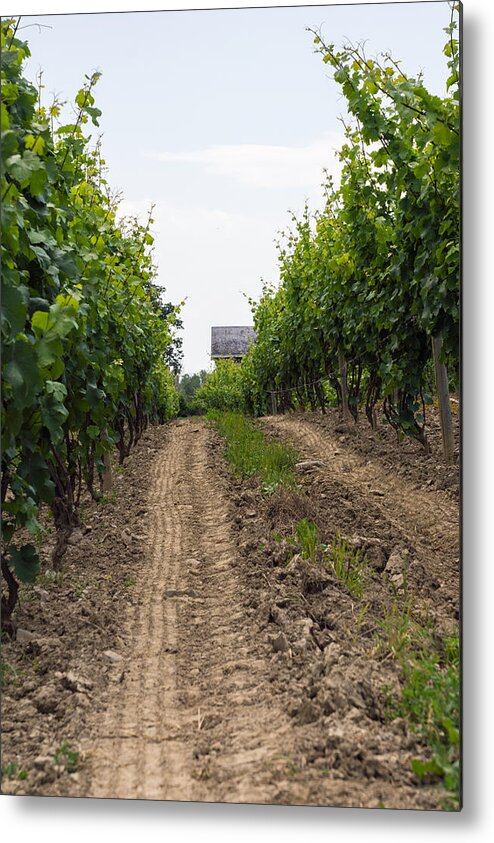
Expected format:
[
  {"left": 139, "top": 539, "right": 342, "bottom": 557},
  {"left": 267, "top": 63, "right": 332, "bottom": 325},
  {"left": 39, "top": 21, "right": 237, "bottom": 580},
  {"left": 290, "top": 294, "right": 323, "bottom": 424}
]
[{"left": 1, "top": 410, "right": 459, "bottom": 808}]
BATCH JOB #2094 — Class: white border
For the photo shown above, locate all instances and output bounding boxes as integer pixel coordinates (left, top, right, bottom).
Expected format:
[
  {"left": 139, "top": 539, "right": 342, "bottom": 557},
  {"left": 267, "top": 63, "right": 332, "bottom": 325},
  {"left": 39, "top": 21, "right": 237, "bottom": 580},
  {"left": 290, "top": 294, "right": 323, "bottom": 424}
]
[{"left": 2, "top": 2, "right": 493, "bottom": 840}]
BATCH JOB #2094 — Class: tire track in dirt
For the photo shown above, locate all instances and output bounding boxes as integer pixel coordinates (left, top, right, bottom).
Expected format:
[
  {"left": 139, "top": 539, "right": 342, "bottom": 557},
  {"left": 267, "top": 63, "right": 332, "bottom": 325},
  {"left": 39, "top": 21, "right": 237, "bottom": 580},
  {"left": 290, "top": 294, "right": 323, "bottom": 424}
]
[
  {"left": 80, "top": 419, "right": 299, "bottom": 803},
  {"left": 83, "top": 418, "right": 193, "bottom": 800},
  {"left": 261, "top": 415, "right": 460, "bottom": 614}
]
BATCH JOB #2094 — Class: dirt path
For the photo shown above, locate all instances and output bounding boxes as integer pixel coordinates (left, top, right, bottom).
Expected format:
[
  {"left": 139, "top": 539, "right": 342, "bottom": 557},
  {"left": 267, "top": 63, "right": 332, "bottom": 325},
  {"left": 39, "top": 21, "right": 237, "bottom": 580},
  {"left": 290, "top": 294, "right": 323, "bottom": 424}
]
[
  {"left": 79, "top": 419, "right": 297, "bottom": 803},
  {"left": 261, "top": 414, "right": 460, "bottom": 619},
  {"left": 2, "top": 414, "right": 459, "bottom": 807}
]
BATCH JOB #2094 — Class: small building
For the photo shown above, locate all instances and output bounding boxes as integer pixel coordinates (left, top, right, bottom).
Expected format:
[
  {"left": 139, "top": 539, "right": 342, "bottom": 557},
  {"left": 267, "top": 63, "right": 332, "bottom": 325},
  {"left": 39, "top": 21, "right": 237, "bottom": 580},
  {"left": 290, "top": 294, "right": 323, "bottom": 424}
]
[{"left": 211, "top": 326, "right": 256, "bottom": 362}]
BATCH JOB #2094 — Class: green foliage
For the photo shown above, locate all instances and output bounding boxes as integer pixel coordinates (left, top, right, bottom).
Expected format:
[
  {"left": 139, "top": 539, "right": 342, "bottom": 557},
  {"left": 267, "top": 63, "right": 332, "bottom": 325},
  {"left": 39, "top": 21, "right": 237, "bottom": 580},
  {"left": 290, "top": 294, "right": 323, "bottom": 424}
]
[
  {"left": 208, "top": 411, "right": 297, "bottom": 494},
  {"left": 0, "top": 660, "right": 19, "bottom": 689},
  {"left": 295, "top": 518, "right": 320, "bottom": 561},
  {"left": 378, "top": 585, "right": 460, "bottom": 808},
  {"left": 54, "top": 741, "right": 80, "bottom": 773},
  {"left": 1, "top": 19, "right": 180, "bottom": 617},
  {"left": 179, "top": 370, "right": 208, "bottom": 399},
  {"left": 375, "top": 591, "right": 416, "bottom": 659},
  {"left": 230, "top": 11, "right": 459, "bottom": 441},
  {"left": 197, "top": 360, "right": 248, "bottom": 413},
  {"left": 325, "top": 532, "right": 368, "bottom": 598},
  {"left": 177, "top": 370, "right": 207, "bottom": 416},
  {"left": 392, "top": 634, "right": 460, "bottom": 808},
  {"left": 7, "top": 543, "right": 40, "bottom": 584},
  {"left": 1, "top": 761, "right": 28, "bottom": 781}
]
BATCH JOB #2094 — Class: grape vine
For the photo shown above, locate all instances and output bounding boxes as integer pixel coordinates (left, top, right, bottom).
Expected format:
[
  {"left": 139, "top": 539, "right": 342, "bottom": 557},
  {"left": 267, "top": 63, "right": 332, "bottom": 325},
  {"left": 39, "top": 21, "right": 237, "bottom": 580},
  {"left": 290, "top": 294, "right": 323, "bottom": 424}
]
[
  {"left": 200, "top": 5, "right": 460, "bottom": 451},
  {"left": 1, "top": 19, "right": 180, "bottom": 631}
]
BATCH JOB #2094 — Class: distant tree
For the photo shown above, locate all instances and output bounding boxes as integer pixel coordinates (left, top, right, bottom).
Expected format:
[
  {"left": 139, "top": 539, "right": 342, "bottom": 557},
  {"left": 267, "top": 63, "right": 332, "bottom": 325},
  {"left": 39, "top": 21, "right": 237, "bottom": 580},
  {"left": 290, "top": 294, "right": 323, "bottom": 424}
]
[
  {"left": 145, "top": 281, "right": 184, "bottom": 375},
  {"left": 177, "top": 370, "right": 208, "bottom": 416},
  {"left": 159, "top": 300, "right": 184, "bottom": 375},
  {"left": 179, "top": 370, "right": 208, "bottom": 399}
]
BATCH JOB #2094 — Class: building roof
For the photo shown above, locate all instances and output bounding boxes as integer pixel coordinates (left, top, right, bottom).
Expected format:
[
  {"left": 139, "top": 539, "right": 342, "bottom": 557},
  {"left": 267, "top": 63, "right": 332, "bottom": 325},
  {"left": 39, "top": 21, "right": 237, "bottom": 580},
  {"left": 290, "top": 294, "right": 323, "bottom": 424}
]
[{"left": 211, "top": 326, "right": 256, "bottom": 359}]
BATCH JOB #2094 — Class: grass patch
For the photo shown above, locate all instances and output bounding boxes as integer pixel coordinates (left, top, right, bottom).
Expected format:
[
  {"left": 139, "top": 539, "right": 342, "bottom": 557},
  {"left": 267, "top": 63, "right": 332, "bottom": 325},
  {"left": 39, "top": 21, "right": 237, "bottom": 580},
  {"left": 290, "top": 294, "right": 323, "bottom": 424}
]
[
  {"left": 1, "top": 761, "right": 28, "bottom": 782},
  {"left": 295, "top": 518, "right": 319, "bottom": 560},
  {"left": 0, "top": 660, "right": 20, "bottom": 690},
  {"left": 287, "top": 517, "right": 460, "bottom": 806},
  {"left": 375, "top": 590, "right": 417, "bottom": 659},
  {"left": 208, "top": 411, "right": 298, "bottom": 494},
  {"left": 123, "top": 577, "right": 137, "bottom": 589},
  {"left": 389, "top": 634, "right": 460, "bottom": 809},
  {"left": 288, "top": 521, "right": 369, "bottom": 599},
  {"left": 54, "top": 741, "right": 80, "bottom": 774},
  {"left": 325, "top": 532, "right": 369, "bottom": 599},
  {"left": 37, "top": 568, "right": 64, "bottom": 587},
  {"left": 375, "top": 583, "right": 460, "bottom": 807}
]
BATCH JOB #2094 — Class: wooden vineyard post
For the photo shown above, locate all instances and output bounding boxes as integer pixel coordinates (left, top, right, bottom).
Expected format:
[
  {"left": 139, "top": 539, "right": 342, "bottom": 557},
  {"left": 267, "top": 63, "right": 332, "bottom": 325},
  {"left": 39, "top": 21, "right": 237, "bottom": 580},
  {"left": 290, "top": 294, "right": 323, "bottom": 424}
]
[
  {"left": 338, "top": 349, "right": 351, "bottom": 421},
  {"left": 102, "top": 452, "right": 112, "bottom": 493},
  {"left": 270, "top": 389, "right": 278, "bottom": 416},
  {"left": 431, "top": 333, "right": 455, "bottom": 463}
]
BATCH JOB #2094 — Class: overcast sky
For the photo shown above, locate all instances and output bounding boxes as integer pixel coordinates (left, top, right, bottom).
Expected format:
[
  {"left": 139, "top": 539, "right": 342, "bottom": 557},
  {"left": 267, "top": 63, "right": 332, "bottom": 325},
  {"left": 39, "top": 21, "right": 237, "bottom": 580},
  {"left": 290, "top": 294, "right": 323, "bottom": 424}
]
[{"left": 21, "top": 2, "right": 453, "bottom": 374}]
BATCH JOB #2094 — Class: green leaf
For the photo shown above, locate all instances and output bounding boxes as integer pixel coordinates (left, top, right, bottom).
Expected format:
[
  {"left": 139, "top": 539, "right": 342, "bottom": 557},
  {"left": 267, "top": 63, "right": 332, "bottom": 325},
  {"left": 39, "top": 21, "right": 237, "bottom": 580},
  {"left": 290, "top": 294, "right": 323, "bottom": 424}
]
[
  {"left": 1, "top": 282, "right": 28, "bottom": 338},
  {"left": 55, "top": 124, "right": 77, "bottom": 134},
  {"left": 40, "top": 381, "right": 68, "bottom": 443},
  {"left": 56, "top": 293, "right": 79, "bottom": 311},
  {"left": 27, "top": 229, "right": 57, "bottom": 247},
  {"left": 36, "top": 333, "right": 63, "bottom": 370},
  {"left": 29, "top": 166, "right": 48, "bottom": 195},
  {"left": 6, "top": 150, "right": 43, "bottom": 187},
  {"left": 6, "top": 154, "right": 31, "bottom": 185},
  {"left": 48, "top": 302, "right": 79, "bottom": 338},
  {"left": 3, "top": 339, "right": 41, "bottom": 409},
  {"left": 432, "top": 121, "right": 454, "bottom": 147},
  {"left": 8, "top": 544, "right": 40, "bottom": 584},
  {"left": 85, "top": 105, "right": 102, "bottom": 126},
  {"left": 85, "top": 383, "right": 105, "bottom": 408},
  {"left": 0, "top": 129, "right": 18, "bottom": 159},
  {"left": 411, "top": 757, "right": 444, "bottom": 780},
  {"left": 75, "top": 88, "right": 88, "bottom": 108},
  {"left": 18, "top": 453, "right": 55, "bottom": 503},
  {"left": 31, "top": 310, "right": 50, "bottom": 332},
  {"left": 1, "top": 102, "right": 10, "bottom": 131}
]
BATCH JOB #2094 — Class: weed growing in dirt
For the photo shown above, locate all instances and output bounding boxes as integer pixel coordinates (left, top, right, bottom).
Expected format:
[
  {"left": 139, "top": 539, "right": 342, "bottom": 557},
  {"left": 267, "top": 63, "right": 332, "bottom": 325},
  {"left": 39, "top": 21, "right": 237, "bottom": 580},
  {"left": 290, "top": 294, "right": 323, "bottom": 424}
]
[
  {"left": 1, "top": 762, "right": 27, "bottom": 781},
  {"left": 0, "top": 660, "right": 19, "bottom": 689},
  {"left": 379, "top": 589, "right": 460, "bottom": 808},
  {"left": 72, "top": 577, "right": 91, "bottom": 598},
  {"left": 288, "top": 523, "right": 369, "bottom": 599},
  {"left": 288, "top": 522, "right": 369, "bottom": 598},
  {"left": 54, "top": 741, "right": 80, "bottom": 774},
  {"left": 295, "top": 518, "right": 319, "bottom": 560},
  {"left": 347, "top": 602, "right": 371, "bottom": 644},
  {"left": 375, "top": 590, "right": 415, "bottom": 658},
  {"left": 325, "top": 532, "right": 368, "bottom": 598},
  {"left": 389, "top": 634, "right": 460, "bottom": 809},
  {"left": 98, "top": 491, "right": 117, "bottom": 505},
  {"left": 208, "top": 411, "right": 298, "bottom": 493},
  {"left": 123, "top": 577, "right": 137, "bottom": 589},
  {"left": 37, "top": 568, "right": 64, "bottom": 587},
  {"left": 374, "top": 585, "right": 433, "bottom": 659}
]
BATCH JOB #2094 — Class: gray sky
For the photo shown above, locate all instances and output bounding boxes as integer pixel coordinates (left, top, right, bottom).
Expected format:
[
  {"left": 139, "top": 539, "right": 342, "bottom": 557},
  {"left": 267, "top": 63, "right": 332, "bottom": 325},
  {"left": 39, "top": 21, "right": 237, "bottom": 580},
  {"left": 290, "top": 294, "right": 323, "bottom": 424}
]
[{"left": 21, "top": 2, "right": 453, "bottom": 374}]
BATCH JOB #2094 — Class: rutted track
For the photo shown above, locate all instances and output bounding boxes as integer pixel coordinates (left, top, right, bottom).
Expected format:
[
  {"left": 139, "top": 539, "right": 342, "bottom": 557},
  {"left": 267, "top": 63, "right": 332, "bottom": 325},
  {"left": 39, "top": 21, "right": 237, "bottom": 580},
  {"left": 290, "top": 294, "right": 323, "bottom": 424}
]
[
  {"left": 2, "top": 413, "right": 459, "bottom": 807},
  {"left": 80, "top": 419, "right": 297, "bottom": 802},
  {"left": 261, "top": 414, "right": 460, "bottom": 618}
]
